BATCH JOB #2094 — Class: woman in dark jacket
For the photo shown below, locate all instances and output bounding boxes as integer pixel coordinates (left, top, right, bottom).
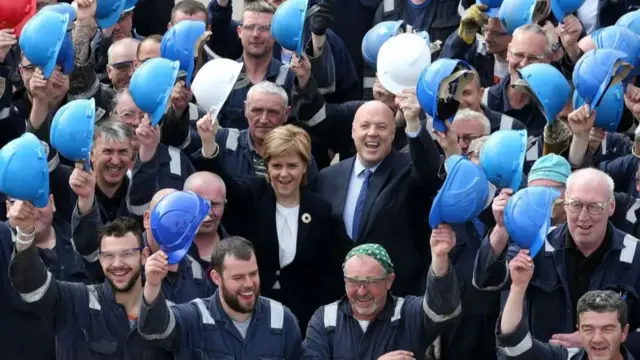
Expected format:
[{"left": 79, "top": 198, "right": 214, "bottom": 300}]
[{"left": 193, "top": 120, "right": 345, "bottom": 332}]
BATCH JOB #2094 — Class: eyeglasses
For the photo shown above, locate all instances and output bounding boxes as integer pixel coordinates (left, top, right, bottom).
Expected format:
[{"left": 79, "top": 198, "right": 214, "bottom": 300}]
[
  {"left": 482, "top": 27, "right": 509, "bottom": 37},
  {"left": 115, "top": 110, "right": 144, "bottom": 123},
  {"left": 564, "top": 199, "right": 610, "bottom": 216},
  {"left": 457, "top": 134, "right": 483, "bottom": 144},
  {"left": 241, "top": 24, "right": 271, "bottom": 33},
  {"left": 344, "top": 276, "right": 387, "bottom": 289},
  {"left": 98, "top": 247, "right": 143, "bottom": 263},
  {"left": 109, "top": 61, "right": 134, "bottom": 72},
  {"left": 20, "top": 65, "right": 36, "bottom": 72},
  {"left": 509, "top": 49, "right": 549, "bottom": 64}
]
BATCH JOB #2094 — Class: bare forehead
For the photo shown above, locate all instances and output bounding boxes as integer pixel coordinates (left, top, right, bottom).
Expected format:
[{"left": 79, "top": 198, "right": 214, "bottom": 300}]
[
  {"left": 354, "top": 102, "right": 394, "bottom": 125},
  {"left": 344, "top": 255, "right": 385, "bottom": 276},
  {"left": 242, "top": 11, "right": 272, "bottom": 24},
  {"left": 247, "top": 92, "right": 285, "bottom": 109}
]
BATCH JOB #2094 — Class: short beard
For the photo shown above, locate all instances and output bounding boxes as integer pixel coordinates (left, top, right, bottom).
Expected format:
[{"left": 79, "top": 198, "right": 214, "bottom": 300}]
[
  {"left": 107, "top": 267, "right": 141, "bottom": 293},
  {"left": 221, "top": 282, "right": 259, "bottom": 314}
]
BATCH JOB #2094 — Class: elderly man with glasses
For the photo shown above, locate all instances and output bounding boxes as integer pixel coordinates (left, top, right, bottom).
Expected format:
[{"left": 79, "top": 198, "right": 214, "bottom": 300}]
[
  {"left": 302, "top": 232, "right": 461, "bottom": 359},
  {"left": 474, "top": 167, "right": 640, "bottom": 359}
]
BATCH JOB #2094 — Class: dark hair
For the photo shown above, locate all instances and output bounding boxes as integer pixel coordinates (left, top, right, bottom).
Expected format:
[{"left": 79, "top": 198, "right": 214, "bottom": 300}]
[
  {"left": 211, "top": 236, "right": 255, "bottom": 274},
  {"left": 98, "top": 217, "right": 144, "bottom": 249},
  {"left": 577, "top": 290, "right": 628, "bottom": 327},
  {"left": 171, "top": 0, "right": 208, "bottom": 26},
  {"left": 136, "top": 35, "right": 162, "bottom": 59}
]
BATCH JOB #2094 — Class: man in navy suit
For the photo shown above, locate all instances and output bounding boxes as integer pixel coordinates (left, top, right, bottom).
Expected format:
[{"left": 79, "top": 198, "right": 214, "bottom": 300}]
[{"left": 313, "top": 95, "right": 443, "bottom": 297}]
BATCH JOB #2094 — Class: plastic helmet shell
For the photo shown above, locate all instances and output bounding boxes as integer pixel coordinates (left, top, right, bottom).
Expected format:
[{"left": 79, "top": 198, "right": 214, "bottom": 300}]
[
  {"left": 0, "top": 0, "right": 36, "bottom": 37},
  {"left": 161, "top": 20, "right": 206, "bottom": 88},
  {"left": 271, "top": 0, "right": 309, "bottom": 56},
  {"left": 593, "top": 25, "right": 640, "bottom": 81},
  {"left": 572, "top": 82, "right": 624, "bottom": 132},
  {"left": 504, "top": 186, "right": 561, "bottom": 257},
  {"left": 124, "top": 0, "right": 138, "bottom": 12},
  {"left": 191, "top": 58, "right": 243, "bottom": 120},
  {"left": 429, "top": 155, "right": 491, "bottom": 229},
  {"left": 150, "top": 191, "right": 212, "bottom": 265},
  {"left": 95, "top": 0, "right": 127, "bottom": 29},
  {"left": 550, "top": 0, "right": 585, "bottom": 22},
  {"left": 361, "top": 20, "right": 404, "bottom": 69},
  {"left": 40, "top": 3, "right": 77, "bottom": 75},
  {"left": 616, "top": 9, "right": 640, "bottom": 36},
  {"left": 477, "top": 0, "right": 503, "bottom": 17},
  {"left": 498, "top": 0, "right": 537, "bottom": 35},
  {"left": 19, "top": 11, "right": 69, "bottom": 78},
  {"left": 517, "top": 63, "right": 571, "bottom": 125},
  {"left": 480, "top": 129, "right": 528, "bottom": 190},
  {"left": 50, "top": 98, "right": 96, "bottom": 162},
  {"left": 129, "top": 57, "right": 180, "bottom": 125},
  {"left": 0, "top": 133, "right": 50, "bottom": 208},
  {"left": 377, "top": 32, "right": 432, "bottom": 95},
  {"left": 573, "top": 48, "right": 631, "bottom": 113},
  {"left": 416, "top": 58, "right": 473, "bottom": 132}
]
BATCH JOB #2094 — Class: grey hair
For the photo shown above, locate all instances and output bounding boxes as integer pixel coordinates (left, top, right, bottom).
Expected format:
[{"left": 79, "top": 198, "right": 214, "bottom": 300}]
[
  {"left": 566, "top": 167, "right": 615, "bottom": 199},
  {"left": 453, "top": 109, "right": 491, "bottom": 135},
  {"left": 111, "top": 88, "right": 133, "bottom": 111},
  {"left": 93, "top": 118, "right": 133, "bottom": 144},
  {"left": 108, "top": 38, "right": 140, "bottom": 65},
  {"left": 513, "top": 23, "right": 554, "bottom": 54},
  {"left": 243, "top": 0, "right": 276, "bottom": 16},
  {"left": 468, "top": 135, "right": 489, "bottom": 155},
  {"left": 577, "top": 290, "right": 628, "bottom": 327},
  {"left": 246, "top": 81, "right": 289, "bottom": 108}
]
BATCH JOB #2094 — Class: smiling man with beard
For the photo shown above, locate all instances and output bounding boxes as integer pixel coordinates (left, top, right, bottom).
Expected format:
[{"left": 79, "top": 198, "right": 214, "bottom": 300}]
[
  {"left": 139, "top": 236, "right": 303, "bottom": 359},
  {"left": 9, "top": 215, "right": 174, "bottom": 359}
]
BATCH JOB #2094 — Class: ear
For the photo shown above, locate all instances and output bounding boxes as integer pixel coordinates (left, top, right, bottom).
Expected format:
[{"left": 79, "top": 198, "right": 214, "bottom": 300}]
[
  {"left": 106, "top": 66, "right": 113, "bottom": 80},
  {"left": 143, "top": 210, "right": 151, "bottom": 230},
  {"left": 141, "top": 246, "right": 150, "bottom": 265},
  {"left": 236, "top": 24, "right": 242, "bottom": 39},
  {"left": 386, "top": 273, "right": 396, "bottom": 290},
  {"left": 49, "top": 194, "right": 56, "bottom": 213},
  {"left": 167, "top": 22, "right": 172, "bottom": 30},
  {"left": 608, "top": 198, "right": 616, "bottom": 217},
  {"left": 622, "top": 323, "right": 630, "bottom": 342},
  {"left": 284, "top": 105, "right": 291, "bottom": 119},
  {"left": 210, "top": 269, "right": 222, "bottom": 287}
]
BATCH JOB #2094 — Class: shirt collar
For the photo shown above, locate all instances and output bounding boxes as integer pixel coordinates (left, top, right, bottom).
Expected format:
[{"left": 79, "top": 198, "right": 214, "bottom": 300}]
[{"left": 354, "top": 156, "right": 381, "bottom": 176}]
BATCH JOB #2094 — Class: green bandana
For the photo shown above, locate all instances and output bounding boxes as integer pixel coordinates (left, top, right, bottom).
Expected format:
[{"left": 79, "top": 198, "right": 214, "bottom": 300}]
[{"left": 343, "top": 244, "right": 394, "bottom": 274}]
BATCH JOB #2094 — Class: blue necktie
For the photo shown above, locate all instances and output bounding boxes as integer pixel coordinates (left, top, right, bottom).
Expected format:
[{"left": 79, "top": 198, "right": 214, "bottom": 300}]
[{"left": 352, "top": 169, "right": 373, "bottom": 240}]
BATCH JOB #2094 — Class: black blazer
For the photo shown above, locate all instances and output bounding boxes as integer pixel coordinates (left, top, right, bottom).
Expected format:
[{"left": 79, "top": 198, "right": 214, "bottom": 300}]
[
  {"left": 311, "top": 126, "right": 443, "bottom": 296},
  {"left": 191, "top": 152, "right": 345, "bottom": 331}
]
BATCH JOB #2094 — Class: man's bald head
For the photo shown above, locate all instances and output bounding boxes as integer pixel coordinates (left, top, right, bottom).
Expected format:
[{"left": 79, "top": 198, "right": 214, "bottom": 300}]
[
  {"left": 108, "top": 38, "right": 140, "bottom": 64},
  {"left": 184, "top": 172, "right": 226, "bottom": 235},
  {"left": 150, "top": 188, "right": 179, "bottom": 210},
  {"left": 351, "top": 100, "right": 396, "bottom": 167}
]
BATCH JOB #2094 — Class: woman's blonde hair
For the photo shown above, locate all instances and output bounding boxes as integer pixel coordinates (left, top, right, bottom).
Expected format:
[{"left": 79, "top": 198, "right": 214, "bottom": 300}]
[{"left": 263, "top": 125, "right": 312, "bottom": 184}]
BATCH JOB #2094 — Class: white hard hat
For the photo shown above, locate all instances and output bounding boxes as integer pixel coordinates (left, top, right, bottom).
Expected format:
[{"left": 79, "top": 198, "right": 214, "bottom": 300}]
[
  {"left": 377, "top": 32, "right": 432, "bottom": 95},
  {"left": 191, "top": 58, "right": 244, "bottom": 119}
]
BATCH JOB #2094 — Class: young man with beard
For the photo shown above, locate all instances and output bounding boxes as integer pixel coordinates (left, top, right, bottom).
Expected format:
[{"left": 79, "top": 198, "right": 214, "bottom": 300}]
[
  {"left": 8, "top": 215, "right": 173, "bottom": 359},
  {"left": 139, "top": 236, "right": 303, "bottom": 359}
]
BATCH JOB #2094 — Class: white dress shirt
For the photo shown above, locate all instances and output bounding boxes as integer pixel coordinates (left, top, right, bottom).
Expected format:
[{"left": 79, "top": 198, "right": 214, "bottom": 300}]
[{"left": 275, "top": 203, "right": 299, "bottom": 268}]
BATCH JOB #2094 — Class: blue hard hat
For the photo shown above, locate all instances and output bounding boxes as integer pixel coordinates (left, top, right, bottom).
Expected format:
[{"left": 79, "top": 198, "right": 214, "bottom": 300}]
[
  {"left": 416, "top": 58, "right": 474, "bottom": 133},
  {"left": 429, "top": 155, "right": 490, "bottom": 229},
  {"left": 271, "top": 0, "right": 309, "bottom": 56},
  {"left": 504, "top": 186, "right": 561, "bottom": 258},
  {"left": 0, "top": 133, "right": 49, "bottom": 208},
  {"left": 516, "top": 63, "right": 571, "bottom": 125},
  {"left": 95, "top": 0, "right": 127, "bottom": 29},
  {"left": 480, "top": 130, "right": 527, "bottom": 190},
  {"left": 593, "top": 26, "right": 640, "bottom": 81},
  {"left": 150, "top": 191, "right": 211, "bottom": 265},
  {"left": 361, "top": 20, "right": 404, "bottom": 69},
  {"left": 550, "top": 0, "right": 585, "bottom": 21},
  {"left": 573, "top": 48, "right": 632, "bottom": 114},
  {"left": 616, "top": 9, "right": 640, "bottom": 36},
  {"left": 40, "top": 3, "right": 76, "bottom": 75},
  {"left": 124, "top": 0, "right": 138, "bottom": 12},
  {"left": 572, "top": 82, "right": 624, "bottom": 132},
  {"left": 50, "top": 98, "right": 95, "bottom": 162},
  {"left": 161, "top": 20, "right": 206, "bottom": 88},
  {"left": 498, "top": 0, "right": 537, "bottom": 35},
  {"left": 129, "top": 57, "right": 179, "bottom": 126},
  {"left": 19, "top": 11, "right": 69, "bottom": 78},
  {"left": 477, "top": 0, "right": 503, "bottom": 18}
]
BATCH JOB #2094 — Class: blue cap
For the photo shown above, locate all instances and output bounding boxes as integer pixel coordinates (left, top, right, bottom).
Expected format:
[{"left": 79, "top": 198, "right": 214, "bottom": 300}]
[{"left": 528, "top": 154, "right": 571, "bottom": 185}]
